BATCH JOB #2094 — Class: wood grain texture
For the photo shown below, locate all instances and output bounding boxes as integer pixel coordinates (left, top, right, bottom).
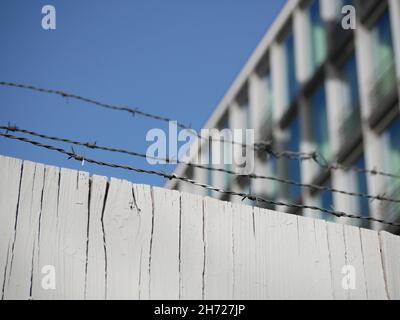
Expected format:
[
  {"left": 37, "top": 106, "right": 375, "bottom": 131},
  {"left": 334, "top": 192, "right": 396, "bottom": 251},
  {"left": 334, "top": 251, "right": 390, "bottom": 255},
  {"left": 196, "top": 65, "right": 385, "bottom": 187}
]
[
  {"left": 379, "top": 231, "right": 400, "bottom": 299},
  {"left": 31, "top": 164, "right": 60, "bottom": 300},
  {"left": 132, "top": 184, "right": 153, "bottom": 300},
  {"left": 1, "top": 155, "right": 399, "bottom": 300},
  {"left": 203, "top": 198, "right": 234, "bottom": 300},
  {"left": 180, "top": 192, "right": 204, "bottom": 300},
  {"left": 101, "top": 178, "right": 142, "bottom": 300},
  {"left": 232, "top": 203, "right": 256, "bottom": 300},
  {"left": 0, "top": 156, "right": 23, "bottom": 300},
  {"left": 3, "top": 161, "right": 44, "bottom": 300},
  {"left": 296, "top": 216, "right": 333, "bottom": 299},
  {"left": 85, "top": 175, "right": 108, "bottom": 300},
  {"left": 360, "top": 228, "right": 388, "bottom": 300},
  {"left": 149, "top": 187, "right": 181, "bottom": 300},
  {"left": 56, "top": 168, "right": 90, "bottom": 299}
]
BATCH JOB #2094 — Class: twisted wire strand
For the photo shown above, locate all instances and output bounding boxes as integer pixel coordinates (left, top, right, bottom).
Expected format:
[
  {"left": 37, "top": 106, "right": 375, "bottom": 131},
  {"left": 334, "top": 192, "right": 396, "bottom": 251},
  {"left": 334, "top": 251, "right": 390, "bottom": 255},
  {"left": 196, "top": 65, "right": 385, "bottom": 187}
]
[
  {"left": 1, "top": 81, "right": 399, "bottom": 179},
  {"left": 1, "top": 132, "right": 399, "bottom": 227},
  {"left": 1, "top": 124, "right": 399, "bottom": 205}
]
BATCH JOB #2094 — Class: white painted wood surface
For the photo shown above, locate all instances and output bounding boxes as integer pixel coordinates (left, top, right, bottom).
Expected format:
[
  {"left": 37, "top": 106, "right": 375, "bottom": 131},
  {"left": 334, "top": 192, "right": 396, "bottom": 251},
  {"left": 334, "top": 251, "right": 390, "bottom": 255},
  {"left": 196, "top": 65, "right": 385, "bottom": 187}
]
[{"left": 0, "top": 155, "right": 399, "bottom": 300}]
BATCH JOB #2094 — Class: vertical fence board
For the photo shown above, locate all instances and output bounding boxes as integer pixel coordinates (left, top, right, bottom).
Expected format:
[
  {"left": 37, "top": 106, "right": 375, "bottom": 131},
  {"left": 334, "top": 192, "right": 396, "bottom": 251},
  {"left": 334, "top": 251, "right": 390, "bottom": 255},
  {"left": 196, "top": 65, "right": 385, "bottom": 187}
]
[
  {"left": 326, "top": 222, "right": 347, "bottom": 299},
  {"left": 85, "top": 175, "right": 108, "bottom": 300},
  {"left": 253, "top": 207, "right": 269, "bottom": 299},
  {"left": 32, "top": 165, "right": 60, "bottom": 300},
  {"left": 264, "top": 209, "right": 299, "bottom": 299},
  {"left": 149, "top": 187, "right": 181, "bottom": 300},
  {"left": 296, "top": 216, "right": 333, "bottom": 300},
  {"left": 232, "top": 203, "right": 256, "bottom": 300},
  {"left": 204, "top": 198, "right": 234, "bottom": 300},
  {"left": 343, "top": 225, "right": 367, "bottom": 299},
  {"left": 180, "top": 192, "right": 204, "bottom": 300},
  {"left": 102, "top": 178, "right": 142, "bottom": 299},
  {"left": 0, "top": 156, "right": 23, "bottom": 300},
  {"left": 132, "top": 184, "right": 153, "bottom": 300},
  {"left": 3, "top": 161, "right": 44, "bottom": 300},
  {"left": 56, "top": 169, "right": 89, "bottom": 299},
  {"left": 360, "top": 228, "right": 388, "bottom": 299},
  {"left": 379, "top": 231, "right": 400, "bottom": 299}
]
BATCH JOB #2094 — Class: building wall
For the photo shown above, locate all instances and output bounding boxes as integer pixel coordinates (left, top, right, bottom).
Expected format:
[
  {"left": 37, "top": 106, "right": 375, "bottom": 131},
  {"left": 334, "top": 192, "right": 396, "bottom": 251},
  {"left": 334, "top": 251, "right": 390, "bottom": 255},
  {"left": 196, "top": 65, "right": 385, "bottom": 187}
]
[{"left": 167, "top": 0, "right": 400, "bottom": 231}]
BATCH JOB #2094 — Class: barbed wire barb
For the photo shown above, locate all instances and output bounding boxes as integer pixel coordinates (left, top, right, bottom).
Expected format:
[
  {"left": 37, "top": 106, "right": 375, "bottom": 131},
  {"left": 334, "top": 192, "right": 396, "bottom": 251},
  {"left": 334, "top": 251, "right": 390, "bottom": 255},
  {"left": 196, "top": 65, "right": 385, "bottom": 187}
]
[
  {"left": 1, "top": 81, "right": 400, "bottom": 180},
  {"left": 1, "top": 131, "right": 400, "bottom": 228},
  {"left": 2, "top": 124, "right": 400, "bottom": 205}
]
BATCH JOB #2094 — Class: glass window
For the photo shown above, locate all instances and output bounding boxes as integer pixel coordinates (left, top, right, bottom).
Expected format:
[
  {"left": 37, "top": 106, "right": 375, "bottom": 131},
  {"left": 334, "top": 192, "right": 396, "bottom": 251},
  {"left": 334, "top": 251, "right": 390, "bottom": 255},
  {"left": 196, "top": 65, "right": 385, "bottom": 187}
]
[
  {"left": 310, "top": 84, "right": 330, "bottom": 161},
  {"left": 382, "top": 117, "right": 400, "bottom": 176},
  {"left": 243, "top": 101, "right": 251, "bottom": 130},
  {"left": 267, "top": 155, "right": 278, "bottom": 199},
  {"left": 282, "top": 30, "right": 298, "bottom": 109},
  {"left": 316, "top": 181, "right": 335, "bottom": 222},
  {"left": 242, "top": 181, "right": 253, "bottom": 206},
  {"left": 340, "top": 53, "right": 360, "bottom": 114},
  {"left": 381, "top": 118, "right": 400, "bottom": 222},
  {"left": 371, "top": 10, "right": 394, "bottom": 73},
  {"left": 286, "top": 117, "right": 302, "bottom": 200},
  {"left": 262, "top": 71, "right": 274, "bottom": 126},
  {"left": 353, "top": 157, "right": 370, "bottom": 220},
  {"left": 339, "top": 53, "right": 361, "bottom": 142},
  {"left": 309, "top": 0, "right": 327, "bottom": 71},
  {"left": 370, "top": 10, "right": 396, "bottom": 103}
]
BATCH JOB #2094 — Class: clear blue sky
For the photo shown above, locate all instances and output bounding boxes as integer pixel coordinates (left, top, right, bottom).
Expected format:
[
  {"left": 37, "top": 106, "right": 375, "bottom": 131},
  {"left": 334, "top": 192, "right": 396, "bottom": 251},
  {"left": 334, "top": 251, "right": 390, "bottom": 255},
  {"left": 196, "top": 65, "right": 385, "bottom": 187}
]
[{"left": 0, "top": 0, "right": 286, "bottom": 187}]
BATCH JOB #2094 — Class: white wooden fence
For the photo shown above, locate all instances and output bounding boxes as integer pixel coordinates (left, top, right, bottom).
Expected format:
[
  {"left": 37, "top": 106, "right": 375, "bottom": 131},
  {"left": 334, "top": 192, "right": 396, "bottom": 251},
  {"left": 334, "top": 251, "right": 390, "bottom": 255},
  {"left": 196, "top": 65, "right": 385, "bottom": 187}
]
[{"left": 0, "top": 155, "right": 399, "bottom": 300}]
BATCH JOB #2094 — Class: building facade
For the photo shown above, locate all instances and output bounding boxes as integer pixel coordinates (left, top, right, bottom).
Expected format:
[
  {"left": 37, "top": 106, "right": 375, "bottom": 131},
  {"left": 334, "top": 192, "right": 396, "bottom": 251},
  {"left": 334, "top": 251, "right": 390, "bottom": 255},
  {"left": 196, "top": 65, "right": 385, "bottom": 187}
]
[{"left": 166, "top": 0, "right": 400, "bottom": 231}]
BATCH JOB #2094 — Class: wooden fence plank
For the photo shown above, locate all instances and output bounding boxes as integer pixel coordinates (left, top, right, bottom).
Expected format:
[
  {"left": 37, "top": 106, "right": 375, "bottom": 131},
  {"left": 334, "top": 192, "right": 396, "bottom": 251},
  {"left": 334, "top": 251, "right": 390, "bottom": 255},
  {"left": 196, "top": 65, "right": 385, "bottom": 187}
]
[
  {"left": 132, "top": 184, "right": 153, "bottom": 300},
  {"left": 379, "top": 231, "right": 400, "bottom": 299},
  {"left": 180, "top": 192, "right": 204, "bottom": 300},
  {"left": 0, "top": 156, "right": 23, "bottom": 300},
  {"left": 149, "top": 187, "right": 181, "bottom": 300},
  {"left": 102, "top": 178, "right": 142, "bottom": 300},
  {"left": 296, "top": 216, "right": 333, "bottom": 300},
  {"left": 232, "top": 203, "right": 256, "bottom": 300},
  {"left": 252, "top": 207, "right": 269, "bottom": 299},
  {"left": 326, "top": 222, "right": 347, "bottom": 299},
  {"left": 32, "top": 165, "right": 60, "bottom": 300},
  {"left": 203, "top": 198, "right": 234, "bottom": 300},
  {"left": 85, "top": 175, "right": 108, "bottom": 300},
  {"left": 261, "top": 209, "right": 299, "bottom": 299},
  {"left": 56, "top": 168, "right": 89, "bottom": 299},
  {"left": 360, "top": 228, "right": 388, "bottom": 299},
  {"left": 343, "top": 225, "right": 367, "bottom": 299},
  {"left": 3, "top": 161, "right": 44, "bottom": 300}
]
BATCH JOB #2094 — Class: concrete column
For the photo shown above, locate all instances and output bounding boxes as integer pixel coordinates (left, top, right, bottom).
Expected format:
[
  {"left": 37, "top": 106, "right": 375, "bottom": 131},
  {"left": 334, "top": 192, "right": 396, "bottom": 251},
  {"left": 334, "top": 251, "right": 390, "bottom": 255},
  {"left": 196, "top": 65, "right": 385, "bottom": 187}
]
[
  {"left": 320, "top": 0, "right": 340, "bottom": 21},
  {"left": 293, "top": 7, "right": 312, "bottom": 82},
  {"left": 325, "top": 64, "right": 344, "bottom": 157},
  {"left": 298, "top": 96, "right": 317, "bottom": 185},
  {"left": 354, "top": 21, "right": 386, "bottom": 230},
  {"left": 271, "top": 42, "right": 287, "bottom": 121},
  {"left": 249, "top": 72, "right": 265, "bottom": 142},
  {"left": 389, "top": 0, "right": 400, "bottom": 88},
  {"left": 249, "top": 72, "right": 270, "bottom": 196}
]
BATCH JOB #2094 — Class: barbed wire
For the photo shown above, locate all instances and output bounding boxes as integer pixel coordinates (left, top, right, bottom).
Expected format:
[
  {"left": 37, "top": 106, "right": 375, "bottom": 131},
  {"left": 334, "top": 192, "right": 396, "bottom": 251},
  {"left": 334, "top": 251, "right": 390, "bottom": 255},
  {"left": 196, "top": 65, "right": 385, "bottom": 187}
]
[
  {"left": 1, "top": 132, "right": 399, "bottom": 227},
  {"left": 2, "top": 124, "right": 400, "bottom": 205},
  {"left": 2, "top": 81, "right": 400, "bottom": 179},
  {"left": 0, "top": 81, "right": 276, "bottom": 152}
]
